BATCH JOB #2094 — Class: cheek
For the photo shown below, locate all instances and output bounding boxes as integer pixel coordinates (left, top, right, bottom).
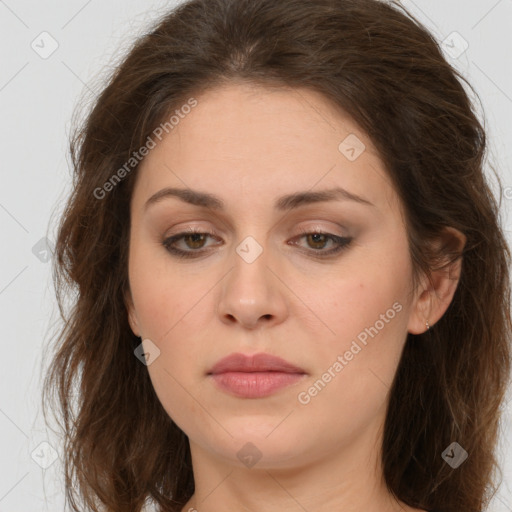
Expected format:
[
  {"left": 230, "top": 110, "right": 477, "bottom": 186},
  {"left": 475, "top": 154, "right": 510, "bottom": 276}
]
[
  {"left": 322, "top": 242, "right": 411, "bottom": 348},
  {"left": 305, "top": 245, "right": 412, "bottom": 425},
  {"left": 294, "top": 284, "right": 410, "bottom": 452},
  {"left": 128, "top": 239, "right": 206, "bottom": 339},
  {"left": 128, "top": 243, "right": 212, "bottom": 394},
  {"left": 144, "top": 360, "right": 208, "bottom": 441}
]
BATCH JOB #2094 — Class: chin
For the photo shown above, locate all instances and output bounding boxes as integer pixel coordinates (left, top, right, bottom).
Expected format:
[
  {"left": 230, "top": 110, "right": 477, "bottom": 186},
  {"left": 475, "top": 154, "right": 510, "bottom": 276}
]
[{"left": 195, "top": 423, "right": 315, "bottom": 470}]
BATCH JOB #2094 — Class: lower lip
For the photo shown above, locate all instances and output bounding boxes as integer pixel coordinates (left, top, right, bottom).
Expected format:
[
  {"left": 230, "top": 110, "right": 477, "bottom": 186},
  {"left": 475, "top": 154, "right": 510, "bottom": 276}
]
[{"left": 210, "top": 371, "right": 305, "bottom": 398}]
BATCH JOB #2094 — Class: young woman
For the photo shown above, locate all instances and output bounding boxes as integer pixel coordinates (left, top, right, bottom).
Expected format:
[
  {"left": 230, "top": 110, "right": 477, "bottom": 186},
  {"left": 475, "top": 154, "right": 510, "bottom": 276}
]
[{"left": 43, "top": 0, "right": 511, "bottom": 511}]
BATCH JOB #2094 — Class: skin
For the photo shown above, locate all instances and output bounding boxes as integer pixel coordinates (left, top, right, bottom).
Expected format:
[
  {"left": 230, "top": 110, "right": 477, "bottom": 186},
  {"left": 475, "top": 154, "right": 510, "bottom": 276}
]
[{"left": 125, "top": 82, "right": 466, "bottom": 512}]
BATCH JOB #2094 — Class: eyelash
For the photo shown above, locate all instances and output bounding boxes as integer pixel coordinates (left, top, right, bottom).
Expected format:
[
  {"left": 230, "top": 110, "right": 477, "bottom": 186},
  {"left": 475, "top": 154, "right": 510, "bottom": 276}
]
[{"left": 162, "top": 227, "right": 353, "bottom": 260}]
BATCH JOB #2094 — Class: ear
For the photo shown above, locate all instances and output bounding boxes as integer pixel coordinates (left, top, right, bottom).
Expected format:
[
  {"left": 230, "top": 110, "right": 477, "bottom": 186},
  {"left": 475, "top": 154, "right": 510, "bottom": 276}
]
[
  {"left": 124, "top": 287, "right": 141, "bottom": 338},
  {"left": 407, "top": 226, "right": 467, "bottom": 334}
]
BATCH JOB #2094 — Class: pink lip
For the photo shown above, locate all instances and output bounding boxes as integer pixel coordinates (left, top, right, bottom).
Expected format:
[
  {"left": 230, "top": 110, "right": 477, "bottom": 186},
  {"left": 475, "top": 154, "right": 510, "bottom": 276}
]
[{"left": 207, "top": 353, "right": 307, "bottom": 398}]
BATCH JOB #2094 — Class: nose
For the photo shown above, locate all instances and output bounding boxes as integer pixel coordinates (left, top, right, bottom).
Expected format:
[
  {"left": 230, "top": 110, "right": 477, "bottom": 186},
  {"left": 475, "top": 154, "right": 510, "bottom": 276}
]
[{"left": 216, "top": 246, "right": 288, "bottom": 330}]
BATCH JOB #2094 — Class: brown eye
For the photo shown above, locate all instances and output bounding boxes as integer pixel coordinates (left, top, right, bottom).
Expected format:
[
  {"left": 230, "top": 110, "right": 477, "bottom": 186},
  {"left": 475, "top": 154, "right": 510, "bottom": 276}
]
[
  {"left": 305, "top": 233, "right": 329, "bottom": 250},
  {"left": 162, "top": 229, "right": 353, "bottom": 260},
  {"left": 182, "top": 233, "right": 208, "bottom": 249},
  {"left": 162, "top": 230, "right": 219, "bottom": 258},
  {"left": 291, "top": 230, "right": 353, "bottom": 258}
]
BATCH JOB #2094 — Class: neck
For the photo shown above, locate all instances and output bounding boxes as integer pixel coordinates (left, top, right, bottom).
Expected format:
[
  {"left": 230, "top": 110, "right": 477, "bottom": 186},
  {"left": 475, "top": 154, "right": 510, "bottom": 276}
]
[{"left": 180, "top": 413, "right": 417, "bottom": 512}]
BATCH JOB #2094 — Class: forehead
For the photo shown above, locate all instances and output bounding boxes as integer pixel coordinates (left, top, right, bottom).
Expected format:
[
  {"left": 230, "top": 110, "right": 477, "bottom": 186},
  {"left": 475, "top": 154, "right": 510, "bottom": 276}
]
[{"left": 132, "top": 83, "right": 400, "bottom": 218}]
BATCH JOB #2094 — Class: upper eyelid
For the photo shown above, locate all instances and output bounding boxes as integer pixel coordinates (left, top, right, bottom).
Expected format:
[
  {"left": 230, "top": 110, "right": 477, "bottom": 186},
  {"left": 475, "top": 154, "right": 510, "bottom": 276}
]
[
  {"left": 165, "top": 227, "right": 347, "bottom": 241},
  {"left": 164, "top": 220, "right": 349, "bottom": 236},
  {"left": 164, "top": 228, "right": 348, "bottom": 247}
]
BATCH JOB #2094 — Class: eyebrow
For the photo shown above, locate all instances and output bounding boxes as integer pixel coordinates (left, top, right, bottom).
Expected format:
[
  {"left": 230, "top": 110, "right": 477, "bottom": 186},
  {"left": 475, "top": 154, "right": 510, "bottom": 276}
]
[{"left": 144, "top": 186, "right": 375, "bottom": 212}]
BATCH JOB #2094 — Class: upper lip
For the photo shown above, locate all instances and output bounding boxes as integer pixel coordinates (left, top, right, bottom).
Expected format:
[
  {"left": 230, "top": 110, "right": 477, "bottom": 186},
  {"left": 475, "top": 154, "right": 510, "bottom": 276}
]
[{"left": 208, "top": 352, "right": 306, "bottom": 375}]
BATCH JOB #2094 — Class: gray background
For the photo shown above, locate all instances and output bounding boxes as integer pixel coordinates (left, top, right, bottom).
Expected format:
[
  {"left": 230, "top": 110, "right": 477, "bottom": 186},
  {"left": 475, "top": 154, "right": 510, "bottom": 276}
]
[{"left": 0, "top": 0, "right": 511, "bottom": 510}]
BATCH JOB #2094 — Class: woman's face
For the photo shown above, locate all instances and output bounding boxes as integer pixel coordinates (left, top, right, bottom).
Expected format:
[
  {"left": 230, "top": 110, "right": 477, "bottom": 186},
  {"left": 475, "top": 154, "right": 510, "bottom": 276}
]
[{"left": 126, "top": 83, "right": 429, "bottom": 471}]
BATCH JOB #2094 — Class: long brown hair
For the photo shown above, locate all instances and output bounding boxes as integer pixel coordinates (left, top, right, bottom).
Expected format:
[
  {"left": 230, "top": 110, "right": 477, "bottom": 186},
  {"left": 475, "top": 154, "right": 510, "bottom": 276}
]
[{"left": 42, "top": 0, "right": 512, "bottom": 510}]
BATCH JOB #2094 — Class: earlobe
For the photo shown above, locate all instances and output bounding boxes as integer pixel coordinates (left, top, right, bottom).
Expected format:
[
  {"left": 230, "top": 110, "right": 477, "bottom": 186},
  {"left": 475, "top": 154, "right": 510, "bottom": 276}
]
[
  {"left": 407, "top": 282, "right": 434, "bottom": 335},
  {"left": 407, "top": 227, "right": 466, "bottom": 335}
]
